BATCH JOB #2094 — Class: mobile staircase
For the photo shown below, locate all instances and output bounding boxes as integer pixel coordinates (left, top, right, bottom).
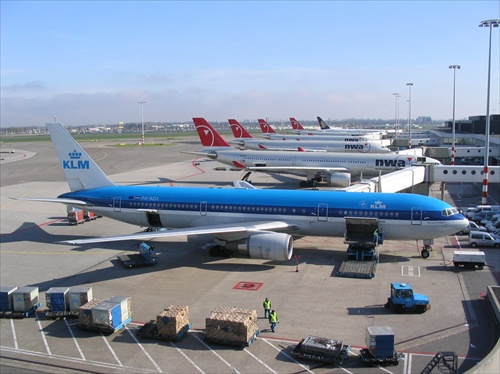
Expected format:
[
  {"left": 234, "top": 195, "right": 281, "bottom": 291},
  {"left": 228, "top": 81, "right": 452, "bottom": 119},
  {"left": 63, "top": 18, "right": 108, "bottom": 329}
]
[{"left": 420, "top": 351, "right": 458, "bottom": 374}]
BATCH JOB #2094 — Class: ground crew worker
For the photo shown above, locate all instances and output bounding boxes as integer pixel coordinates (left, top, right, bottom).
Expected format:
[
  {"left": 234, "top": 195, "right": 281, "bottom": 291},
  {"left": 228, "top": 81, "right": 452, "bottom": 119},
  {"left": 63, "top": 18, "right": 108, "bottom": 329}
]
[
  {"left": 378, "top": 228, "right": 384, "bottom": 244},
  {"left": 269, "top": 310, "right": 279, "bottom": 332},
  {"left": 373, "top": 228, "right": 379, "bottom": 243},
  {"left": 263, "top": 297, "right": 271, "bottom": 318}
]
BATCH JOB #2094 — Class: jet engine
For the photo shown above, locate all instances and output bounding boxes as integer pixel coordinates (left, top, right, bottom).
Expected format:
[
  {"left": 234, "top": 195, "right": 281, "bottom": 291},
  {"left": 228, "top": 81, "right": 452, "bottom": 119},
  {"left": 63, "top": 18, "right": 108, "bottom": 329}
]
[
  {"left": 226, "top": 232, "right": 293, "bottom": 261},
  {"left": 327, "top": 172, "right": 351, "bottom": 187}
]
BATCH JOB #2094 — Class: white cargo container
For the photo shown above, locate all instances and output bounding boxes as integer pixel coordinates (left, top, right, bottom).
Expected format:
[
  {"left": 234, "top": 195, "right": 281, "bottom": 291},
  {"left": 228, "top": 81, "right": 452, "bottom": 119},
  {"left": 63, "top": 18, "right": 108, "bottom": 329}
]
[
  {"left": 68, "top": 286, "right": 93, "bottom": 311},
  {"left": 106, "top": 295, "right": 131, "bottom": 321},
  {"left": 453, "top": 251, "right": 485, "bottom": 270},
  {"left": 12, "top": 286, "right": 39, "bottom": 312}
]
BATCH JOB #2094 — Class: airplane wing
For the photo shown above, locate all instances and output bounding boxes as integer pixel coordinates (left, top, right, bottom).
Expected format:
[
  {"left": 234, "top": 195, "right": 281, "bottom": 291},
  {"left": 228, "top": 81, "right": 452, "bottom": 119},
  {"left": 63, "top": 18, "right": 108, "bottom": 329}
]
[
  {"left": 234, "top": 164, "right": 348, "bottom": 174},
  {"left": 57, "top": 220, "right": 292, "bottom": 245}
]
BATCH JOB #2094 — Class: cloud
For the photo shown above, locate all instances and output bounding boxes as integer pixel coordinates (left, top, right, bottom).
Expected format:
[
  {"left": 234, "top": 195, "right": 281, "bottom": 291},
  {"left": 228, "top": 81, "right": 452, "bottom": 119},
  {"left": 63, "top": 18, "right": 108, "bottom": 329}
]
[{"left": 2, "top": 81, "right": 47, "bottom": 92}]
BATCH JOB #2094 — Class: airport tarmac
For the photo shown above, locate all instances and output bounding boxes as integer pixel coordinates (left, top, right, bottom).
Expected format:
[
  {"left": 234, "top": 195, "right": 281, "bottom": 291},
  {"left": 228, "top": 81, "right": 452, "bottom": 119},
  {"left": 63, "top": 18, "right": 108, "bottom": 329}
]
[{"left": 1, "top": 137, "right": 499, "bottom": 373}]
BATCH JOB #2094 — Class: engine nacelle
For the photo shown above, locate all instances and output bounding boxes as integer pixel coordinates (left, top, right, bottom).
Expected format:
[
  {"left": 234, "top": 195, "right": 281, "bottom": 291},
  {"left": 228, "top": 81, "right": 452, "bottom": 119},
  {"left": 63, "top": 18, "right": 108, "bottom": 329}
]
[
  {"left": 230, "top": 232, "right": 293, "bottom": 261},
  {"left": 327, "top": 172, "right": 351, "bottom": 187}
]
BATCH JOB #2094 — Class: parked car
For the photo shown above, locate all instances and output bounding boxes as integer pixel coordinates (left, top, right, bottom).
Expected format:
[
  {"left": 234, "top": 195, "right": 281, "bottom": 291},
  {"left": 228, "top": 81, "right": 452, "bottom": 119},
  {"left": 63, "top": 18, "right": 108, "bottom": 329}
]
[
  {"left": 468, "top": 231, "right": 500, "bottom": 248},
  {"left": 456, "top": 221, "right": 487, "bottom": 235},
  {"left": 484, "top": 214, "right": 500, "bottom": 231}
]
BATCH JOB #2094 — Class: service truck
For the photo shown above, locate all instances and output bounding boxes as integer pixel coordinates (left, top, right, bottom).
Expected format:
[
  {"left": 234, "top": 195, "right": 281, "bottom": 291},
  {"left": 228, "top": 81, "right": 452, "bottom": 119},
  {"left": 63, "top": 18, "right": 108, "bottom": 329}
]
[
  {"left": 384, "top": 283, "right": 430, "bottom": 313},
  {"left": 453, "top": 251, "right": 485, "bottom": 270}
]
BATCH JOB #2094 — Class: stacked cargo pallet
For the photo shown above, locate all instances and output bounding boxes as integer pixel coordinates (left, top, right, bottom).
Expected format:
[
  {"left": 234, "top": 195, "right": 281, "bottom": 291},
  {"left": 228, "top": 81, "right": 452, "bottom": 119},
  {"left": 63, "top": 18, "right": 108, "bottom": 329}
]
[
  {"left": 157, "top": 305, "right": 189, "bottom": 336},
  {"left": 78, "top": 298, "right": 103, "bottom": 328},
  {"left": 78, "top": 295, "right": 132, "bottom": 333},
  {"left": 205, "top": 306, "right": 259, "bottom": 347}
]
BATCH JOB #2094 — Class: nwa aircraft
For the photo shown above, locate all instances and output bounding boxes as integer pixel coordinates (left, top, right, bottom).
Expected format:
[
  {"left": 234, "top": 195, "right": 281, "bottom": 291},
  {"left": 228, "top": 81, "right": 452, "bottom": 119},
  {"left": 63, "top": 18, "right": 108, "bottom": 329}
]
[
  {"left": 193, "top": 118, "right": 440, "bottom": 188},
  {"left": 17, "top": 123, "right": 467, "bottom": 261},
  {"left": 228, "top": 119, "right": 391, "bottom": 154},
  {"left": 258, "top": 119, "right": 374, "bottom": 142}
]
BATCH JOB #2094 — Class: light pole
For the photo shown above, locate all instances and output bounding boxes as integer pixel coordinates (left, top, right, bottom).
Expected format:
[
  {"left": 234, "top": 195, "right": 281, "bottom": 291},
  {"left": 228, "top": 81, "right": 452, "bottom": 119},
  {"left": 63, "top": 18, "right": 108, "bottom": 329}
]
[
  {"left": 479, "top": 19, "right": 499, "bottom": 204},
  {"left": 138, "top": 101, "right": 146, "bottom": 145},
  {"left": 393, "top": 93, "right": 400, "bottom": 138},
  {"left": 449, "top": 65, "right": 460, "bottom": 165},
  {"left": 406, "top": 83, "right": 413, "bottom": 148}
]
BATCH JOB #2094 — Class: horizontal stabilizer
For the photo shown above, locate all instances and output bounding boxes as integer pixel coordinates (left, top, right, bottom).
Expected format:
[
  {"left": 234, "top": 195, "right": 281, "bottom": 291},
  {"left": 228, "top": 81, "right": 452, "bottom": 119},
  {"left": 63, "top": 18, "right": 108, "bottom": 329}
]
[{"left": 13, "top": 197, "right": 90, "bottom": 206}]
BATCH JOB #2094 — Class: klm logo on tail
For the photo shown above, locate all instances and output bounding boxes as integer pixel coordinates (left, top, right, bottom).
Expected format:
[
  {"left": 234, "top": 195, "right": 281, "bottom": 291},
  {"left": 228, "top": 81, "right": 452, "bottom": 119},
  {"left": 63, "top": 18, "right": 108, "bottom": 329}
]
[{"left": 63, "top": 150, "right": 90, "bottom": 169}]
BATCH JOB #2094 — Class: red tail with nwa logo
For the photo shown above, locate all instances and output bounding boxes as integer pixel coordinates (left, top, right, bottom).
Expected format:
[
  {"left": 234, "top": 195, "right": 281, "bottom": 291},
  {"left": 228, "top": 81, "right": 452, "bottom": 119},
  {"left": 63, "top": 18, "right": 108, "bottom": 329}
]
[{"left": 192, "top": 118, "right": 232, "bottom": 147}]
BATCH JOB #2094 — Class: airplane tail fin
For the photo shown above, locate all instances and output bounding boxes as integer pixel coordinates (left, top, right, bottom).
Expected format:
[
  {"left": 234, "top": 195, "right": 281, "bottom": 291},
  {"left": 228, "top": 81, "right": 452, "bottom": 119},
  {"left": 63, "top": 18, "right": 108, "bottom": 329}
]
[
  {"left": 258, "top": 119, "right": 277, "bottom": 134},
  {"left": 193, "top": 118, "right": 232, "bottom": 147},
  {"left": 290, "top": 118, "right": 305, "bottom": 130},
  {"left": 46, "top": 123, "right": 116, "bottom": 192},
  {"left": 317, "top": 116, "right": 331, "bottom": 130},
  {"left": 228, "top": 119, "right": 253, "bottom": 138}
]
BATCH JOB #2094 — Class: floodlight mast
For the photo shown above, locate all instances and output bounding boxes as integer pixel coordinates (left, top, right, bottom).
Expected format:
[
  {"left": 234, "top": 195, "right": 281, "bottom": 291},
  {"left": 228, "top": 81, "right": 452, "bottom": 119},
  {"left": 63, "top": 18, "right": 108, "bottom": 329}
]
[
  {"left": 138, "top": 101, "right": 146, "bottom": 145},
  {"left": 406, "top": 83, "right": 413, "bottom": 148},
  {"left": 449, "top": 65, "right": 460, "bottom": 165},
  {"left": 479, "top": 19, "right": 499, "bottom": 204}
]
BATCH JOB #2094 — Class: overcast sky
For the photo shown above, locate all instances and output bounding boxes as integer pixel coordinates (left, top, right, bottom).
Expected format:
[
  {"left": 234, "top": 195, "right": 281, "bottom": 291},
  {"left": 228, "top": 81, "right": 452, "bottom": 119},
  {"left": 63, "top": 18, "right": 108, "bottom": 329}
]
[{"left": 1, "top": 1, "right": 499, "bottom": 127}]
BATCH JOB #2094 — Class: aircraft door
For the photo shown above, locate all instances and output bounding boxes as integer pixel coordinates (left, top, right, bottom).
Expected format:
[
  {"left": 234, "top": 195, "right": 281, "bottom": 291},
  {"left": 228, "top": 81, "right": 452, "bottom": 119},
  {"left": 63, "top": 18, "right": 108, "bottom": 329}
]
[
  {"left": 146, "top": 211, "right": 163, "bottom": 227},
  {"left": 200, "top": 201, "right": 207, "bottom": 216},
  {"left": 113, "top": 197, "right": 121, "bottom": 212},
  {"left": 411, "top": 208, "right": 422, "bottom": 225},
  {"left": 318, "top": 203, "right": 328, "bottom": 221}
]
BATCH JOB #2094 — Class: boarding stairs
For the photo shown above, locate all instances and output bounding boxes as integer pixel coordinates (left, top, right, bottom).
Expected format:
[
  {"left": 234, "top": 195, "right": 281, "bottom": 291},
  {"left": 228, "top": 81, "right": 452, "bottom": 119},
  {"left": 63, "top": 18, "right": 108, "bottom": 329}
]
[{"left": 420, "top": 351, "right": 458, "bottom": 374}]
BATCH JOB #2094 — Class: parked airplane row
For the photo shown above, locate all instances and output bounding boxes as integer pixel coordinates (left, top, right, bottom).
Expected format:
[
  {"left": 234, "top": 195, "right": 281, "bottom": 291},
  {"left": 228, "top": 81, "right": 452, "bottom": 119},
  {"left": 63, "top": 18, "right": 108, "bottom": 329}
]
[
  {"left": 190, "top": 118, "right": 440, "bottom": 188},
  {"left": 227, "top": 119, "right": 391, "bottom": 154},
  {"left": 16, "top": 123, "right": 468, "bottom": 261},
  {"left": 259, "top": 118, "right": 377, "bottom": 141}
]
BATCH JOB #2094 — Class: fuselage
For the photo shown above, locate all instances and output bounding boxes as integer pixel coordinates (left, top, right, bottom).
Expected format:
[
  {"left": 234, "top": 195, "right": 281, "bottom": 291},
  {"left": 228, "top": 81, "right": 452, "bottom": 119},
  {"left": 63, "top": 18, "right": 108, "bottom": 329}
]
[
  {"left": 264, "top": 134, "right": 372, "bottom": 142},
  {"left": 60, "top": 186, "right": 467, "bottom": 241},
  {"left": 231, "top": 139, "right": 391, "bottom": 153},
  {"left": 208, "top": 149, "right": 438, "bottom": 175}
]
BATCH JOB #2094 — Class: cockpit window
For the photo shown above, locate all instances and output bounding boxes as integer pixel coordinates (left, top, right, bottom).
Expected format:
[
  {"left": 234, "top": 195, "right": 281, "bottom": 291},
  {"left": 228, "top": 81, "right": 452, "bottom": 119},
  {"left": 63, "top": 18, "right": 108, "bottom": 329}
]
[{"left": 442, "top": 208, "right": 459, "bottom": 216}]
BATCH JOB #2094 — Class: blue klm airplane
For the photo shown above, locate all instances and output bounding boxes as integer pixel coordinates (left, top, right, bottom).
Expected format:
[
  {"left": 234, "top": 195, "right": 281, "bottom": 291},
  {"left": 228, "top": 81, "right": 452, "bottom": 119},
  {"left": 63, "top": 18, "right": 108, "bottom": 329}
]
[{"left": 17, "top": 123, "right": 467, "bottom": 260}]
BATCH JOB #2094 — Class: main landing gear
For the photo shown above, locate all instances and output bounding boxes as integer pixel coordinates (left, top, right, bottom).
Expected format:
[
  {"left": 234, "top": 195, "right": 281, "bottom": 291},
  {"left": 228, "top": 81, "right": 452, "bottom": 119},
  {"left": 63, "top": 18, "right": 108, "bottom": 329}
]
[
  {"left": 208, "top": 244, "right": 233, "bottom": 258},
  {"left": 421, "top": 245, "right": 432, "bottom": 259}
]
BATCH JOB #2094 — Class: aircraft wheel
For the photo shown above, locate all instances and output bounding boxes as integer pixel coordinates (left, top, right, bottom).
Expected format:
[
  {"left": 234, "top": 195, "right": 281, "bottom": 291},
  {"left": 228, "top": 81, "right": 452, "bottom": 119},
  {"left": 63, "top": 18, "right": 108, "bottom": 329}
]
[{"left": 421, "top": 248, "right": 430, "bottom": 259}]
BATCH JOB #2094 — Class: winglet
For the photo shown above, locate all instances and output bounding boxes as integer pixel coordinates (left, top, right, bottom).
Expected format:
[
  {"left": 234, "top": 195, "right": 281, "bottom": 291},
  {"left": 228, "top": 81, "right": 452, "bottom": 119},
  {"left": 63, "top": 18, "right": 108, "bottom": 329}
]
[
  {"left": 193, "top": 118, "right": 231, "bottom": 147},
  {"left": 228, "top": 119, "right": 253, "bottom": 139},
  {"left": 258, "top": 119, "right": 277, "bottom": 134},
  {"left": 46, "top": 123, "right": 115, "bottom": 192},
  {"left": 290, "top": 118, "right": 305, "bottom": 130},
  {"left": 317, "top": 116, "right": 331, "bottom": 130}
]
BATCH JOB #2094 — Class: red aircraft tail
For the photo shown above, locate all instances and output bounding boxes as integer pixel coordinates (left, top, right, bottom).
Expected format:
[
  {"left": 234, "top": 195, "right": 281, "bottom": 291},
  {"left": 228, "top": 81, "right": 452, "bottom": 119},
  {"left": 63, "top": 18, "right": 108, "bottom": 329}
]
[
  {"left": 258, "top": 119, "right": 277, "bottom": 134},
  {"left": 228, "top": 119, "right": 253, "bottom": 139},
  {"left": 192, "top": 118, "right": 231, "bottom": 147},
  {"left": 290, "top": 118, "right": 305, "bottom": 130}
]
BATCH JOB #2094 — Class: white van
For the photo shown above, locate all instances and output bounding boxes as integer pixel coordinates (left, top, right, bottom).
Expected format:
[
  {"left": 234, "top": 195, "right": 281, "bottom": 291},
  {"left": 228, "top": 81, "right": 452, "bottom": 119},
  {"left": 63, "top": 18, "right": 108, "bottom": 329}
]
[
  {"left": 466, "top": 205, "right": 500, "bottom": 219},
  {"left": 468, "top": 231, "right": 500, "bottom": 248}
]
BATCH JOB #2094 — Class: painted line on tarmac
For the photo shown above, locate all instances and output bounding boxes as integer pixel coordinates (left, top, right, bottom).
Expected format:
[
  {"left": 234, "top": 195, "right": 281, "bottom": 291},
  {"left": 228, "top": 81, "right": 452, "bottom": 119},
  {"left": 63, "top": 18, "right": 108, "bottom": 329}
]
[{"left": 190, "top": 332, "right": 241, "bottom": 373}]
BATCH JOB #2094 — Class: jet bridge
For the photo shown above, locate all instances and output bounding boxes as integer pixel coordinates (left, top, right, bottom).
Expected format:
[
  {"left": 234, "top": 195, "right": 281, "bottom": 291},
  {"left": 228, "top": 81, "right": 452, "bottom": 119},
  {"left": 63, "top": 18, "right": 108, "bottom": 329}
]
[
  {"left": 342, "top": 166, "right": 426, "bottom": 193},
  {"left": 341, "top": 164, "right": 500, "bottom": 194}
]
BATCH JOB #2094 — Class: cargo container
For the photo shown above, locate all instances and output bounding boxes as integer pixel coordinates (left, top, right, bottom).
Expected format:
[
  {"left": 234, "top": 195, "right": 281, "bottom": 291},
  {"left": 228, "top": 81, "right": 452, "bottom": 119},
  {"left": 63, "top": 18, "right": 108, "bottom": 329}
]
[
  {"left": 68, "top": 286, "right": 93, "bottom": 311},
  {"left": 360, "top": 326, "right": 403, "bottom": 366},
  {"left": 68, "top": 209, "right": 84, "bottom": 225},
  {"left": 45, "top": 287, "right": 69, "bottom": 312},
  {"left": 12, "top": 286, "right": 39, "bottom": 312},
  {"left": 0, "top": 286, "right": 18, "bottom": 312}
]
